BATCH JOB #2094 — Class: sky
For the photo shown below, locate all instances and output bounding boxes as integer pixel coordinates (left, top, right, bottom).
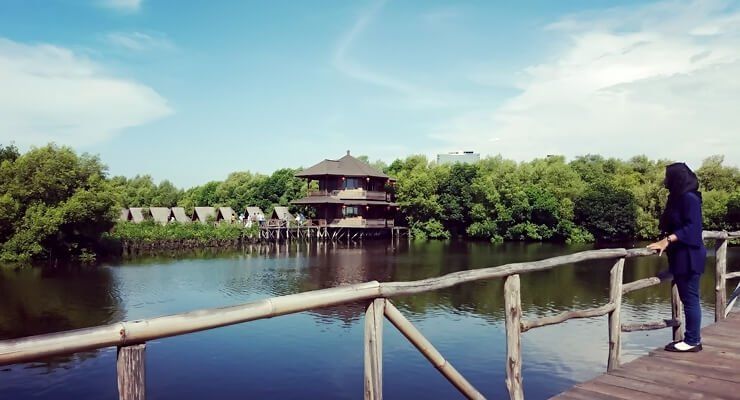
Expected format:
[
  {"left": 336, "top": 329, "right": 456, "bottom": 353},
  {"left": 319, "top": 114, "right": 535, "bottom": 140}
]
[{"left": 1, "top": 0, "right": 738, "bottom": 187}]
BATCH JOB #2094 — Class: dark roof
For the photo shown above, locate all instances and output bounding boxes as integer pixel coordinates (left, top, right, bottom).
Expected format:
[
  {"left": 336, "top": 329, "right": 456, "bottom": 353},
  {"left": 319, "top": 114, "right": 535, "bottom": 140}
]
[
  {"left": 295, "top": 152, "right": 390, "bottom": 179},
  {"left": 291, "top": 196, "right": 344, "bottom": 205}
]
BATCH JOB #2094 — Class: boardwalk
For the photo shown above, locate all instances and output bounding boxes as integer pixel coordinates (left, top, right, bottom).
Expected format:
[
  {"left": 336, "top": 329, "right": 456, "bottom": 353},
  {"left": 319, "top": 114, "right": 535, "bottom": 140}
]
[{"left": 553, "top": 312, "right": 740, "bottom": 400}]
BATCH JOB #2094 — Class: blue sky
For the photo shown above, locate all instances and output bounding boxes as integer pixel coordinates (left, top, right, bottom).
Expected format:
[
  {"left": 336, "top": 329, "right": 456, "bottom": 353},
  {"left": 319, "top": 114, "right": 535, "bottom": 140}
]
[{"left": 1, "top": 0, "right": 738, "bottom": 187}]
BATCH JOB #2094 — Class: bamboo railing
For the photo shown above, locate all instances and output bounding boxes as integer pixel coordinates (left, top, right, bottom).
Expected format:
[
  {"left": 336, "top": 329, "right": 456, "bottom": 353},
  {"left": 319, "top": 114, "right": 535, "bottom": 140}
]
[{"left": 0, "top": 231, "right": 737, "bottom": 400}]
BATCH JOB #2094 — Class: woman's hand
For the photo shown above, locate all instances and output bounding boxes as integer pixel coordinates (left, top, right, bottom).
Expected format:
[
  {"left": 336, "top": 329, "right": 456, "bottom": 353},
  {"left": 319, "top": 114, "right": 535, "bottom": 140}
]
[{"left": 647, "top": 238, "right": 669, "bottom": 256}]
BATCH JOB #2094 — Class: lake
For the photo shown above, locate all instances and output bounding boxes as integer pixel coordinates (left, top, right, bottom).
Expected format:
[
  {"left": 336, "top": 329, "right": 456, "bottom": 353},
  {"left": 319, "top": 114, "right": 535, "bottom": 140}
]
[{"left": 1, "top": 240, "right": 736, "bottom": 399}]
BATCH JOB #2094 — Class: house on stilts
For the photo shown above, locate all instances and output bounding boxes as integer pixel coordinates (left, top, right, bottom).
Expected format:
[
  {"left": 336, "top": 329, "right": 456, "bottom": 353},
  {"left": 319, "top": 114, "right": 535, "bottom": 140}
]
[{"left": 291, "top": 151, "right": 400, "bottom": 240}]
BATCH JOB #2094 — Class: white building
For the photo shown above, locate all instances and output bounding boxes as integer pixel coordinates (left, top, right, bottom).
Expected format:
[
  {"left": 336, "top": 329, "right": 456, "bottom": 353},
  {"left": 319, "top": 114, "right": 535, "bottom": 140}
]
[{"left": 436, "top": 151, "right": 480, "bottom": 165}]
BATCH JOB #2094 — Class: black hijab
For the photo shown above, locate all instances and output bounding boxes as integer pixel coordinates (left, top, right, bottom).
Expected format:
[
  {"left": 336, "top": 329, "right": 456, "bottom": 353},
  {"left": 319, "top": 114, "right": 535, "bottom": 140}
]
[{"left": 658, "top": 162, "right": 701, "bottom": 232}]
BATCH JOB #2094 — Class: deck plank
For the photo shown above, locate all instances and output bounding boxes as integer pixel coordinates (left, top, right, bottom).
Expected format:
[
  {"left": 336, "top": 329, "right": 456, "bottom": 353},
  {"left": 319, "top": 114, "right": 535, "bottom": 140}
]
[{"left": 553, "top": 313, "right": 740, "bottom": 399}]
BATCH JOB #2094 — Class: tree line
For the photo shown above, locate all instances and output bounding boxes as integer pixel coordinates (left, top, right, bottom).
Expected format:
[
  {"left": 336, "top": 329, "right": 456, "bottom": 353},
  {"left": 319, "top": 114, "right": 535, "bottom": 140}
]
[
  {"left": 0, "top": 143, "right": 738, "bottom": 262},
  {"left": 387, "top": 154, "right": 738, "bottom": 242}
]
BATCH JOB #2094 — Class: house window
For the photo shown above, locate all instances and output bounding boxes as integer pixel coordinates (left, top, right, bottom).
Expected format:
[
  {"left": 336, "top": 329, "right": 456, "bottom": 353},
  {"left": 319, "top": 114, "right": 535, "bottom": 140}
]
[
  {"left": 345, "top": 178, "right": 362, "bottom": 189},
  {"left": 343, "top": 206, "right": 360, "bottom": 217}
]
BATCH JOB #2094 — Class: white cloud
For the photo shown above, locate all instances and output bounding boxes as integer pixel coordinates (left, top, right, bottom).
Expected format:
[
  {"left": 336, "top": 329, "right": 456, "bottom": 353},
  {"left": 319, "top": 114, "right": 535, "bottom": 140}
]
[
  {"left": 332, "top": 0, "right": 460, "bottom": 109},
  {"left": 0, "top": 38, "right": 172, "bottom": 147},
  {"left": 105, "top": 32, "right": 174, "bottom": 51},
  {"left": 432, "top": 0, "right": 740, "bottom": 166},
  {"left": 99, "top": 0, "right": 142, "bottom": 12}
]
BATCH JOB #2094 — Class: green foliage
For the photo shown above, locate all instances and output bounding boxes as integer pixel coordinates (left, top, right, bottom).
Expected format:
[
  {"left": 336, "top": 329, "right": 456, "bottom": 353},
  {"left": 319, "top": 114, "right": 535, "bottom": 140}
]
[
  {"left": 697, "top": 155, "right": 739, "bottom": 192},
  {"left": 0, "top": 143, "right": 19, "bottom": 164},
  {"left": 109, "top": 175, "right": 184, "bottom": 208},
  {"left": 410, "top": 219, "right": 450, "bottom": 241},
  {"left": 177, "top": 168, "right": 306, "bottom": 215},
  {"left": 574, "top": 182, "right": 637, "bottom": 241},
  {"left": 702, "top": 190, "right": 730, "bottom": 231},
  {"left": 0, "top": 144, "right": 117, "bottom": 262},
  {"left": 109, "top": 221, "right": 259, "bottom": 243}
]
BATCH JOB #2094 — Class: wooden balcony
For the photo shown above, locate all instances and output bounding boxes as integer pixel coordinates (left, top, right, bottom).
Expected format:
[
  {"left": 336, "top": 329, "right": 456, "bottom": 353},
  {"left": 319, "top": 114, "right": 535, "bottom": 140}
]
[
  {"left": 329, "top": 218, "right": 392, "bottom": 228},
  {"left": 309, "top": 189, "right": 388, "bottom": 201}
]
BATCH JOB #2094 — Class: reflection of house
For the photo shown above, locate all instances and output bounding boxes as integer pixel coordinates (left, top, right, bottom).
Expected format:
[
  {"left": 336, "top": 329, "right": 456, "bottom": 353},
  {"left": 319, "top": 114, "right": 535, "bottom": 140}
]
[
  {"left": 291, "top": 151, "right": 397, "bottom": 229},
  {"left": 192, "top": 207, "right": 216, "bottom": 223}
]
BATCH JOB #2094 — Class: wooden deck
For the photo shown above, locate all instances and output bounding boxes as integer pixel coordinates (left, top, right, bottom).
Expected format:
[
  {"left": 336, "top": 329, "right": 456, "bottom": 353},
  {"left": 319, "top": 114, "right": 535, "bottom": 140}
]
[{"left": 553, "top": 311, "right": 740, "bottom": 400}]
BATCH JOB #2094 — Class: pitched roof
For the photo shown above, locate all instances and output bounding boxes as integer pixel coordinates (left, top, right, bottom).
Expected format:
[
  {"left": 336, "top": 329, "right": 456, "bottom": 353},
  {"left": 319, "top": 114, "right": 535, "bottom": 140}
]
[
  {"left": 149, "top": 207, "right": 171, "bottom": 224},
  {"left": 295, "top": 151, "right": 389, "bottom": 178},
  {"left": 119, "top": 208, "right": 131, "bottom": 222},
  {"left": 192, "top": 207, "right": 216, "bottom": 223},
  {"left": 245, "top": 207, "right": 264, "bottom": 217},
  {"left": 129, "top": 207, "right": 145, "bottom": 223},
  {"left": 217, "top": 206, "right": 236, "bottom": 221},
  {"left": 171, "top": 207, "right": 190, "bottom": 223},
  {"left": 271, "top": 206, "right": 295, "bottom": 221}
]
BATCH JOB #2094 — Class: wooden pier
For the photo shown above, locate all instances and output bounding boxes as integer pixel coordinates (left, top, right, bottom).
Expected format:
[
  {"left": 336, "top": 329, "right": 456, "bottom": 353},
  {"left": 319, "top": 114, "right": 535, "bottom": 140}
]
[
  {"left": 257, "top": 219, "right": 409, "bottom": 242},
  {"left": 554, "top": 312, "right": 740, "bottom": 400},
  {"left": 0, "top": 230, "right": 736, "bottom": 400}
]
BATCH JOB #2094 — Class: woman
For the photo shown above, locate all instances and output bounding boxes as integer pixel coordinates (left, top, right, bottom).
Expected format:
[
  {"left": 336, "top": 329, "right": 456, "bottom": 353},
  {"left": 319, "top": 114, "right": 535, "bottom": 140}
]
[{"left": 647, "top": 162, "right": 707, "bottom": 352}]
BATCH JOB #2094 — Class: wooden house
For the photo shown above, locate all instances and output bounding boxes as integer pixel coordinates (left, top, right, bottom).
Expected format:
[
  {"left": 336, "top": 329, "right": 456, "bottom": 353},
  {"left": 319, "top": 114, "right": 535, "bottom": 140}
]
[
  {"left": 216, "top": 207, "right": 237, "bottom": 223},
  {"left": 170, "top": 207, "right": 190, "bottom": 223},
  {"left": 192, "top": 207, "right": 216, "bottom": 223},
  {"left": 291, "top": 151, "right": 397, "bottom": 229}
]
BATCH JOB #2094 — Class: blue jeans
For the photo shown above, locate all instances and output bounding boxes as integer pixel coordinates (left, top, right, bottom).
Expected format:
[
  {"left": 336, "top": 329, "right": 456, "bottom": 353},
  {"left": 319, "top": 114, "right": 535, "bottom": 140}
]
[{"left": 674, "top": 273, "right": 702, "bottom": 345}]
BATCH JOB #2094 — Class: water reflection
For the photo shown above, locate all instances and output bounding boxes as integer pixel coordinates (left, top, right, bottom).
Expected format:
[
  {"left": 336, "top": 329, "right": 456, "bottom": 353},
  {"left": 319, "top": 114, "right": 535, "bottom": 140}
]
[{"left": 0, "top": 240, "right": 737, "bottom": 399}]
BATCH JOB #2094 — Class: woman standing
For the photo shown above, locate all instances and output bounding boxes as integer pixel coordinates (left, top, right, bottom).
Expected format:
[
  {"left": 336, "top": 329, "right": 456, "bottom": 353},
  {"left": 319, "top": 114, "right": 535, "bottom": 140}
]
[{"left": 647, "top": 162, "right": 707, "bottom": 352}]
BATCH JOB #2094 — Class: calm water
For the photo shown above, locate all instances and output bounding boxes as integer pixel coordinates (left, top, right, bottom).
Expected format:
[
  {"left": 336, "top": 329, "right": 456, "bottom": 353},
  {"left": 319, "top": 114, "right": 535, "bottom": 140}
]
[{"left": 0, "top": 241, "right": 737, "bottom": 399}]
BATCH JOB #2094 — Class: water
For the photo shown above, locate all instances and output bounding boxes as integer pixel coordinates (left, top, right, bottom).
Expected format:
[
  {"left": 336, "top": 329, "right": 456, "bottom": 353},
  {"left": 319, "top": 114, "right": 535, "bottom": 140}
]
[{"left": 0, "top": 241, "right": 736, "bottom": 399}]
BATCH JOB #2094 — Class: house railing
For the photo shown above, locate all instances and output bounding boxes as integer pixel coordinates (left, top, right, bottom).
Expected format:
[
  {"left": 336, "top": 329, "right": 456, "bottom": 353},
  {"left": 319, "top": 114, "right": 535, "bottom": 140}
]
[
  {"left": 0, "top": 231, "right": 736, "bottom": 400},
  {"left": 308, "top": 189, "right": 387, "bottom": 201}
]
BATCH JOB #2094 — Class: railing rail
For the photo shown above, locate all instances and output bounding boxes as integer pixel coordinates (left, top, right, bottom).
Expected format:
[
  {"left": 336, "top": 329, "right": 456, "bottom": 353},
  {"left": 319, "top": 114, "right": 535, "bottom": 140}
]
[{"left": 0, "top": 231, "right": 737, "bottom": 400}]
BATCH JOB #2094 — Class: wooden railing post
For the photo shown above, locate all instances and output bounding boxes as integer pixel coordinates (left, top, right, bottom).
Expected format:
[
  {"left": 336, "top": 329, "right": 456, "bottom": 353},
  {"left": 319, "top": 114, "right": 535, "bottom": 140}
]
[
  {"left": 607, "top": 258, "right": 624, "bottom": 372},
  {"left": 117, "top": 343, "right": 146, "bottom": 400},
  {"left": 383, "top": 301, "right": 484, "bottom": 400},
  {"left": 364, "top": 298, "right": 385, "bottom": 400},
  {"left": 715, "top": 238, "right": 728, "bottom": 322},
  {"left": 671, "top": 282, "right": 684, "bottom": 342},
  {"left": 504, "top": 274, "right": 523, "bottom": 400}
]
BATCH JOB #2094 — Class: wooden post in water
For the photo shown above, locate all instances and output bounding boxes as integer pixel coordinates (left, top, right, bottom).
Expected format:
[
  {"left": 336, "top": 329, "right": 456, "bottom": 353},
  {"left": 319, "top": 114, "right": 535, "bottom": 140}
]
[
  {"left": 504, "top": 274, "right": 523, "bottom": 400},
  {"left": 607, "top": 258, "right": 624, "bottom": 372},
  {"left": 117, "top": 343, "right": 146, "bottom": 400},
  {"left": 671, "top": 282, "right": 684, "bottom": 342},
  {"left": 715, "top": 238, "right": 728, "bottom": 322},
  {"left": 364, "top": 298, "right": 385, "bottom": 400}
]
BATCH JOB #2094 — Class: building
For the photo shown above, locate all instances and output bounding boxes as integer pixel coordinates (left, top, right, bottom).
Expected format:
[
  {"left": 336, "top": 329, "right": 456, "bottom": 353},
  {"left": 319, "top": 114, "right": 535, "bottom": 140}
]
[
  {"left": 192, "top": 207, "right": 216, "bottom": 223},
  {"left": 170, "top": 207, "right": 190, "bottom": 223},
  {"left": 216, "top": 207, "right": 237, "bottom": 223},
  {"left": 270, "top": 206, "right": 295, "bottom": 223},
  {"left": 149, "top": 207, "right": 171, "bottom": 225},
  {"left": 291, "top": 151, "right": 397, "bottom": 230},
  {"left": 436, "top": 151, "right": 480, "bottom": 165}
]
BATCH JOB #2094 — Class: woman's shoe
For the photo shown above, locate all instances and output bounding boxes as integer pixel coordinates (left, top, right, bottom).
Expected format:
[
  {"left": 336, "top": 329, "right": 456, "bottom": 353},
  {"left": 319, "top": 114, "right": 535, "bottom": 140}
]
[{"left": 664, "top": 341, "right": 702, "bottom": 352}]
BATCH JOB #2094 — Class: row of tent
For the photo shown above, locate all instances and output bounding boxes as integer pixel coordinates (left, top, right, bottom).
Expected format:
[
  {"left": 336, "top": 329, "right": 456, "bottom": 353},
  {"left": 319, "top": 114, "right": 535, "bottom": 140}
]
[{"left": 120, "top": 206, "right": 296, "bottom": 224}]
